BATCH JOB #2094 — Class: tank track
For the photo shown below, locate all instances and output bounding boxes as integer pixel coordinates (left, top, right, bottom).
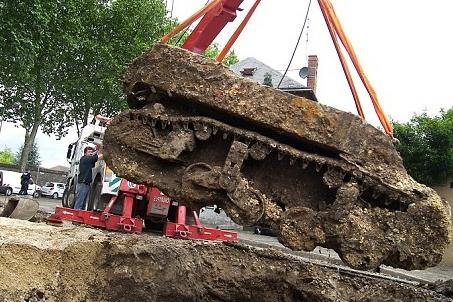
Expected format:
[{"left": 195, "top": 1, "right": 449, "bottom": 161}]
[
  {"left": 104, "top": 105, "right": 450, "bottom": 271},
  {"left": 112, "top": 109, "right": 411, "bottom": 203}
]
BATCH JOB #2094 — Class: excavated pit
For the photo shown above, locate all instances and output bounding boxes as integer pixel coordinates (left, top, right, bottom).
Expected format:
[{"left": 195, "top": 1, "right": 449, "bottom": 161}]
[
  {"left": 103, "top": 43, "right": 451, "bottom": 271},
  {"left": 0, "top": 218, "right": 451, "bottom": 302}
]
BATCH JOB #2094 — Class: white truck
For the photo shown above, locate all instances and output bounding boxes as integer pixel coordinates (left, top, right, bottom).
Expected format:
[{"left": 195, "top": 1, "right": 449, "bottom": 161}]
[
  {"left": 63, "top": 116, "right": 123, "bottom": 210},
  {"left": 0, "top": 170, "right": 41, "bottom": 198},
  {"left": 62, "top": 115, "right": 173, "bottom": 230}
]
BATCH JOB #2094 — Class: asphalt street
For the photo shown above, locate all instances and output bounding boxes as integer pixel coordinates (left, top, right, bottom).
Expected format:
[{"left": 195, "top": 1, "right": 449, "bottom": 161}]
[
  {"left": 36, "top": 195, "right": 62, "bottom": 213},
  {"left": 0, "top": 194, "right": 61, "bottom": 213}
]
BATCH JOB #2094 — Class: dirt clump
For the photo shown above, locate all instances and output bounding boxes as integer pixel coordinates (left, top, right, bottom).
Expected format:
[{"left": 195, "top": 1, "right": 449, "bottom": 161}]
[
  {"left": 425, "top": 279, "right": 453, "bottom": 298},
  {"left": 30, "top": 209, "right": 51, "bottom": 222},
  {"left": 103, "top": 43, "right": 451, "bottom": 271},
  {"left": 0, "top": 218, "right": 450, "bottom": 302}
]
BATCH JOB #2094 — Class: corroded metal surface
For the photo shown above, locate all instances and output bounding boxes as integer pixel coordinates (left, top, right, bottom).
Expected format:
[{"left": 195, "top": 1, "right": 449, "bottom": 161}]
[{"left": 103, "top": 44, "right": 451, "bottom": 271}]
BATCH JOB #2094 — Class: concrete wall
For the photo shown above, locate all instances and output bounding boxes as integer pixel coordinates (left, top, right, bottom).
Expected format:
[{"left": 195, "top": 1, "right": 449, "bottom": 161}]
[
  {"left": 433, "top": 177, "right": 453, "bottom": 266},
  {"left": 0, "top": 164, "right": 67, "bottom": 187}
]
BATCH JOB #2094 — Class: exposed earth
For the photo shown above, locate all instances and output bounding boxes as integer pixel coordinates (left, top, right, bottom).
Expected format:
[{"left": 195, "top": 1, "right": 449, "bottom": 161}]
[{"left": 0, "top": 217, "right": 451, "bottom": 302}]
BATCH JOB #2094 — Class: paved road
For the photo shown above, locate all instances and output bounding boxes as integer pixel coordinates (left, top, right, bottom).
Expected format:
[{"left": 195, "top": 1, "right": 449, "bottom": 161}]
[
  {"left": 0, "top": 194, "right": 61, "bottom": 213},
  {"left": 36, "top": 196, "right": 62, "bottom": 213}
]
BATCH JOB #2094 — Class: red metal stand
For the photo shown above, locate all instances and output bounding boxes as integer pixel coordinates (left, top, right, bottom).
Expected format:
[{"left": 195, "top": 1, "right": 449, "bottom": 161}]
[
  {"left": 48, "top": 179, "right": 238, "bottom": 242},
  {"left": 163, "top": 205, "right": 237, "bottom": 242},
  {"left": 48, "top": 179, "right": 146, "bottom": 233},
  {"left": 48, "top": 205, "right": 144, "bottom": 233}
]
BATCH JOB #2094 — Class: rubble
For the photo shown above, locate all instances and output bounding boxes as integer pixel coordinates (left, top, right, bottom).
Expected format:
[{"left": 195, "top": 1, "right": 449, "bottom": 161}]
[
  {"left": 0, "top": 218, "right": 450, "bottom": 302},
  {"left": 425, "top": 279, "right": 453, "bottom": 298},
  {"left": 103, "top": 44, "right": 451, "bottom": 271}
]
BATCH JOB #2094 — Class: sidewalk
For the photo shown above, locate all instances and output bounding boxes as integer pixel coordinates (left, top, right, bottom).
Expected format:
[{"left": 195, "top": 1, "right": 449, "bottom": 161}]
[{"left": 238, "top": 231, "right": 453, "bottom": 283}]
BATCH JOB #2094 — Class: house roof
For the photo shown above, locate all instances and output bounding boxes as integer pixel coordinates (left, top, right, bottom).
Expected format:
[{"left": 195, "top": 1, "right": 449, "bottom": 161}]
[
  {"left": 230, "top": 57, "right": 305, "bottom": 89},
  {"left": 48, "top": 165, "right": 70, "bottom": 172}
]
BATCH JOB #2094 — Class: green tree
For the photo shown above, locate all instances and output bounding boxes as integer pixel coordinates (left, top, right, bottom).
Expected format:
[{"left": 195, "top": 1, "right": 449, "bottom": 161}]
[
  {"left": 0, "top": 0, "right": 170, "bottom": 171},
  {"left": 62, "top": 0, "right": 172, "bottom": 133},
  {"left": 0, "top": 147, "right": 15, "bottom": 164},
  {"left": 203, "top": 43, "right": 239, "bottom": 66},
  {"left": 393, "top": 108, "right": 453, "bottom": 185},
  {"left": 263, "top": 72, "right": 273, "bottom": 87},
  {"left": 169, "top": 30, "right": 239, "bottom": 66},
  {"left": 13, "top": 143, "right": 41, "bottom": 169}
]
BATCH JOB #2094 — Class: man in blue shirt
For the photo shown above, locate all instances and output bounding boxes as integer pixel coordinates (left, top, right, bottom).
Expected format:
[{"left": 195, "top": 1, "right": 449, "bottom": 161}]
[
  {"left": 19, "top": 170, "right": 32, "bottom": 195},
  {"left": 74, "top": 145, "right": 103, "bottom": 210}
]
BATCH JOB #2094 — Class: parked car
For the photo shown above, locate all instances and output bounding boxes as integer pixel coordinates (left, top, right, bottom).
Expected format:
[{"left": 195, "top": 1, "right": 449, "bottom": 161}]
[
  {"left": 0, "top": 170, "right": 41, "bottom": 198},
  {"left": 41, "top": 182, "right": 66, "bottom": 199},
  {"left": 254, "top": 226, "right": 275, "bottom": 236}
]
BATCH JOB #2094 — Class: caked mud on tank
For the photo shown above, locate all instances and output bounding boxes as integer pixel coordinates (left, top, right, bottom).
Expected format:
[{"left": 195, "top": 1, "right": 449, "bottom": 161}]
[{"left": 103, "top": 44, "right": 451, "bottom": 271}]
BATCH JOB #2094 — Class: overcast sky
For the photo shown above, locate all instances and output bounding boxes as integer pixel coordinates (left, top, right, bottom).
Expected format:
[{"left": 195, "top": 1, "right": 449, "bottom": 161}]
[{"left": 1, "top": 0, "right": 452, "bottom": 168}]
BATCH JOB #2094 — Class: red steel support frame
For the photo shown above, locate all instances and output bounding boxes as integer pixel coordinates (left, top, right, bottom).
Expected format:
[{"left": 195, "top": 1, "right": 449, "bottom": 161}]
[
  {"left": 182, "top": 0, "right": 244, "bottom": 54},
  {"left": 48, "top": 180, "right": 238, "bottom": 242},
  {"left": 160, "top": 0, "right": 262, "bottom": 63},
  {"left": 48, "top": 179, "right": 147, "bottom": 234},
  {"left": 161, "top": 0, "right": 245, "bottom": 54},
  {"left": 163, "top": 205, "right": 238, "bottom": 241},
  {"left": 48, "top": 201, "right": 144, "bottom": 234}
]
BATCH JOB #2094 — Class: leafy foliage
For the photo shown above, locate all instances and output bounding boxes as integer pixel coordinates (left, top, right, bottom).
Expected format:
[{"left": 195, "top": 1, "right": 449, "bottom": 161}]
[
  {"left": 263, "top": 72, "right": 273, "bottom": 87},
  {"left": 61, "top": 0, "right": 172, "bottom": 129},
  {"left": 0, "top": 0, "right": 240, "bottom": 170},
  {"left": 393, "top": 108, "right": 453, "bottom": 185},
  {"left": 203, "top": 43, "right": 239, "bottom": 66},
  {"left": 13, "top": 143, "right": 41, "bottom": 168},
  {"left": 0, "top": 147, "right": 15, "bottom": 164},
  {"left": 0, "top": 0, "right": 76, "bottom": 135},
  {"left": 0, "top": 0, "right": 170, "bottom": 169}
]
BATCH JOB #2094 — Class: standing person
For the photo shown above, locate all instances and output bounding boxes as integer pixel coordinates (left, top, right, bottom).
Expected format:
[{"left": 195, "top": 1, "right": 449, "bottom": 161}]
[
  {"left": 74, "top": 145, "right": 103, "bottom": 210},
  {"left": 19, "top": 170, "right": 32, "bottom": 195}
]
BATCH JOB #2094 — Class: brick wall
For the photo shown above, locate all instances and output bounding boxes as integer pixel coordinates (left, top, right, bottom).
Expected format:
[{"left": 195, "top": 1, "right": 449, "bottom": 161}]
[{"left": 307, "top": 55, "right": 319, "bottom": 93}]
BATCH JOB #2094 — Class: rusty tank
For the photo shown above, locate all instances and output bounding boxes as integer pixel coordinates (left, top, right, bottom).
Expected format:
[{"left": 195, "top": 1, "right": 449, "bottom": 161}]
[{"left": 102, "top": 43, "right": 451, "bottom": 271}]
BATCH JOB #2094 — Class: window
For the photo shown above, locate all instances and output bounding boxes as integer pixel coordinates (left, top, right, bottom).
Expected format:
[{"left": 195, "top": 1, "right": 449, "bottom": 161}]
[
  {"left": 450, "top": 182, "right": 453, "bottom": 189},
  {"left": 57, "top": 184, "right": 65, "bottom": 188},
  {"left": 45, "top": 182, "right": 55, "bottom": 187}
]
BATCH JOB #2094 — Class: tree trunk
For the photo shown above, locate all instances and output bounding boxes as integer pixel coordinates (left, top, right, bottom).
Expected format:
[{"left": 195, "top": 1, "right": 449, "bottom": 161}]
[
  {"left": 82, "top": 105, "right": 90, "bottom": 128},
  {"left": 75, "top": 119, "right": 81, "bottom": 137},
  {"left": 19, "top": 122, "right": 40, "bottom": 172}
]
